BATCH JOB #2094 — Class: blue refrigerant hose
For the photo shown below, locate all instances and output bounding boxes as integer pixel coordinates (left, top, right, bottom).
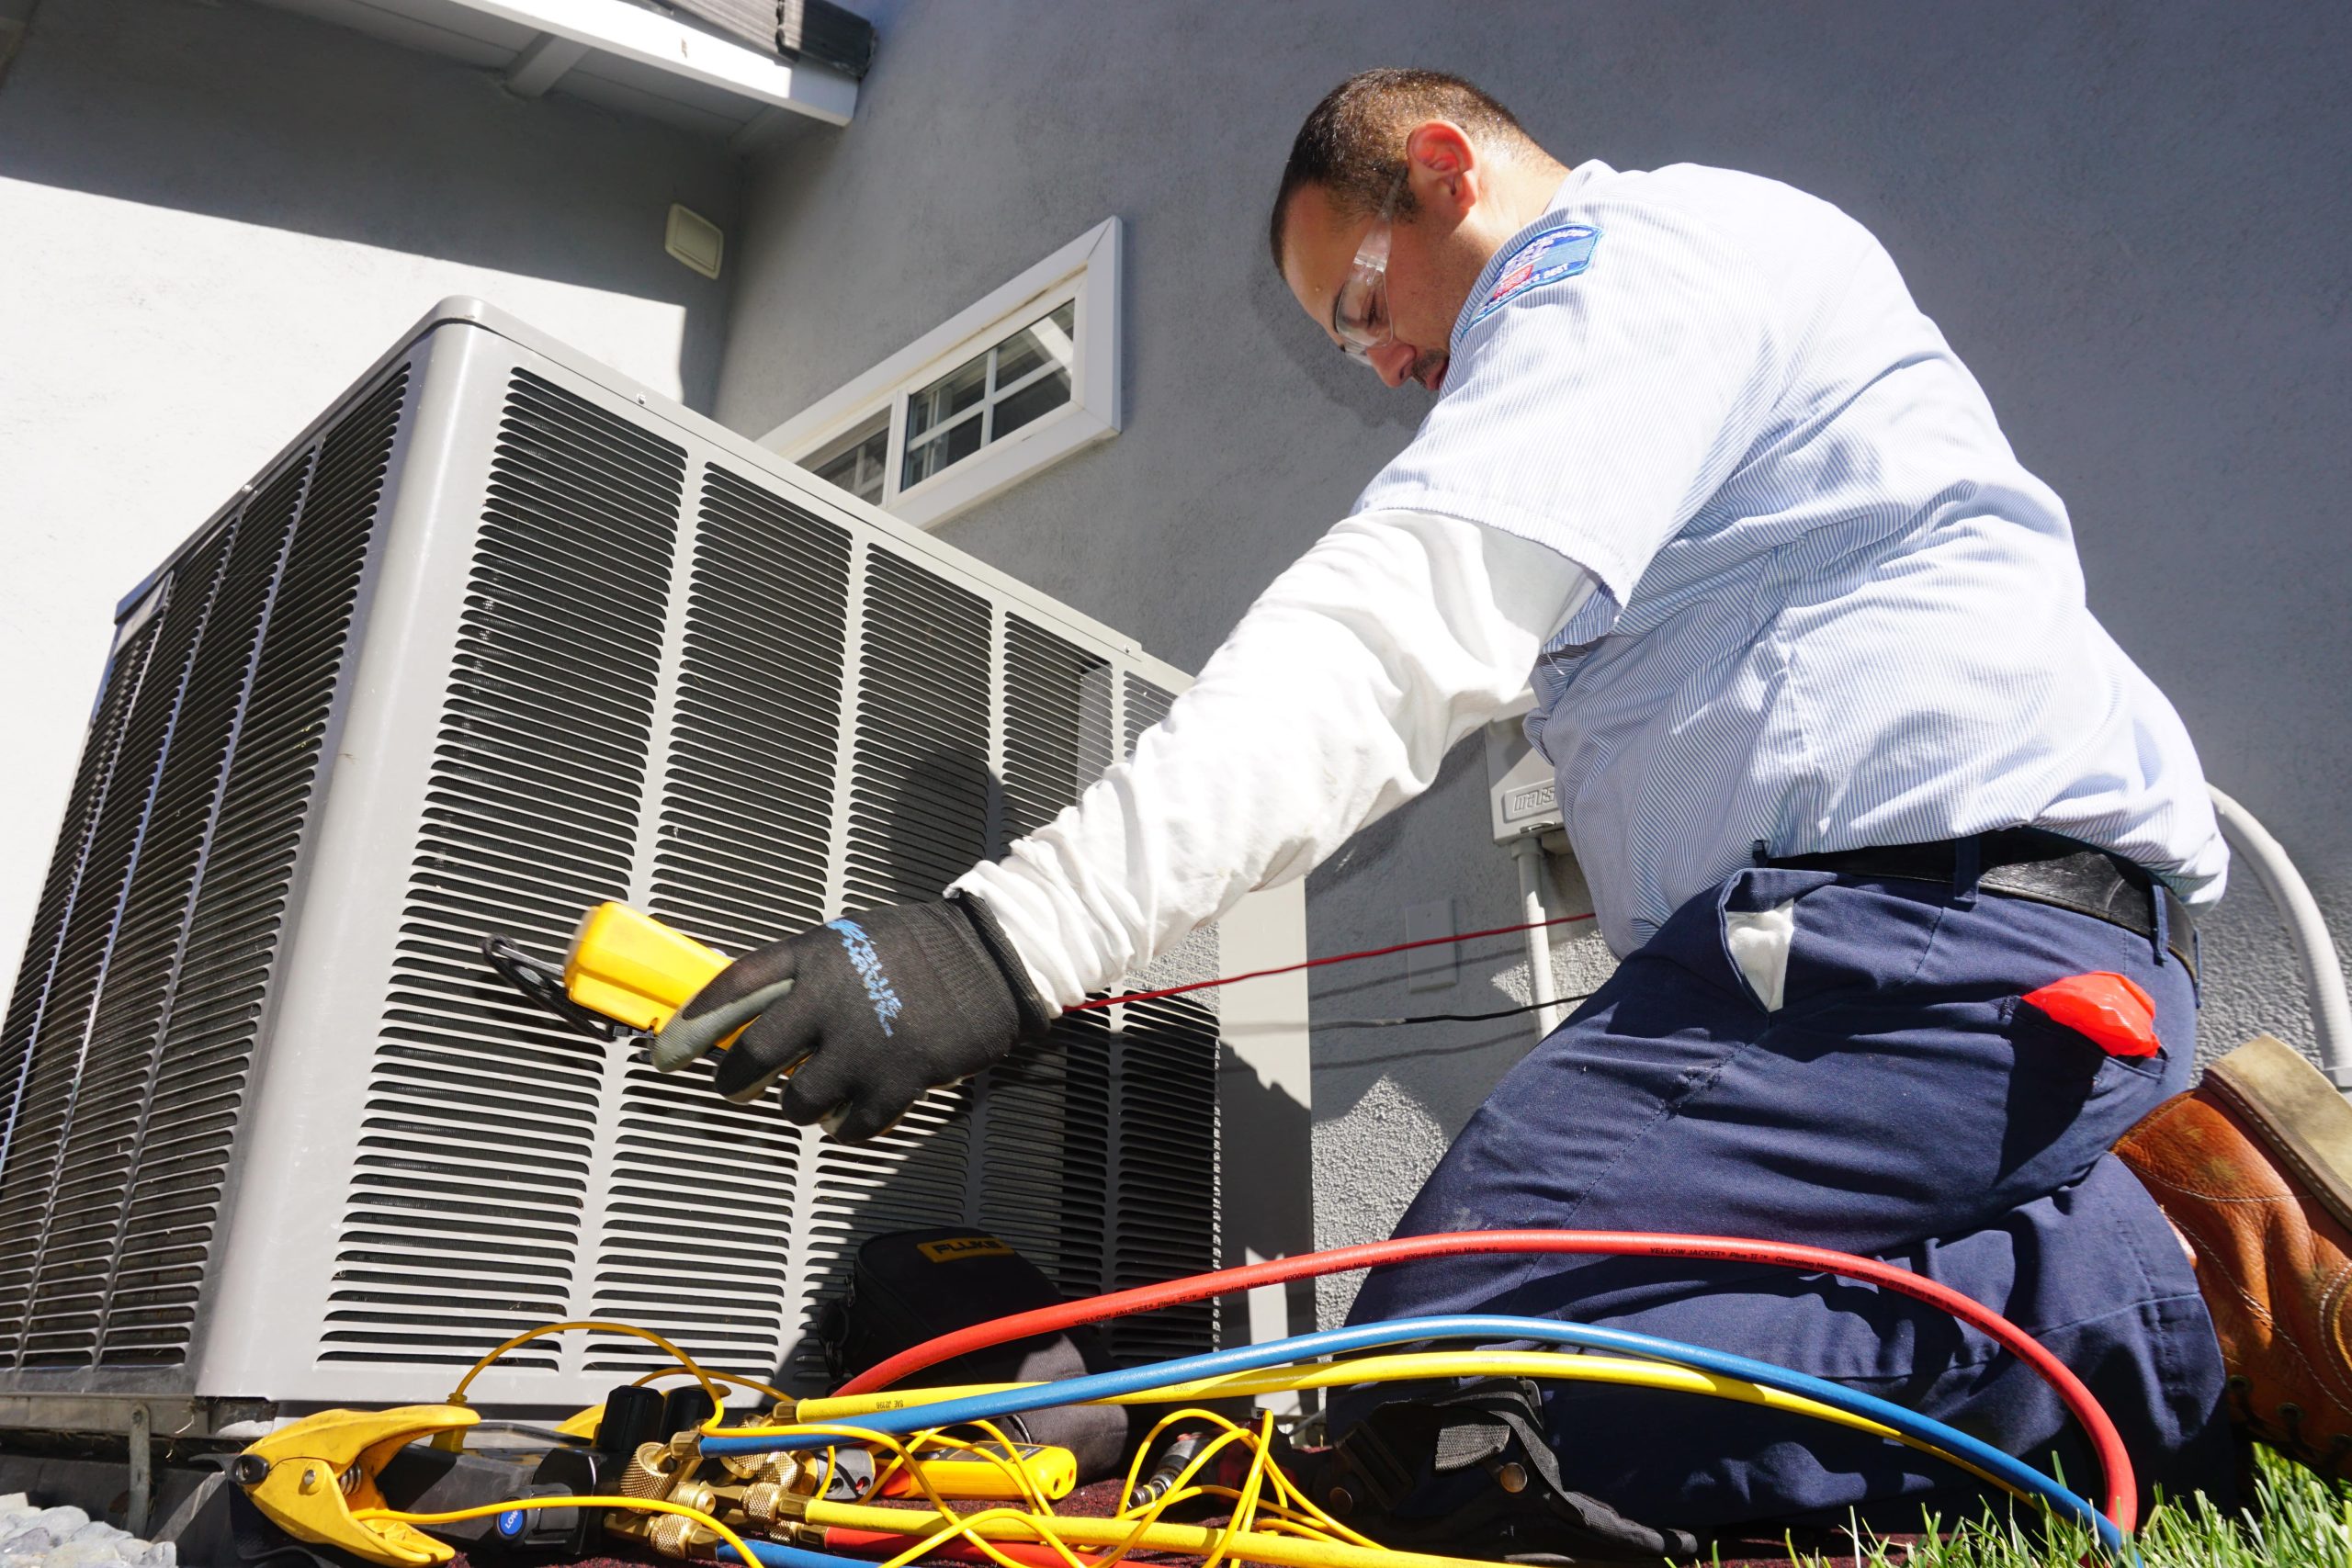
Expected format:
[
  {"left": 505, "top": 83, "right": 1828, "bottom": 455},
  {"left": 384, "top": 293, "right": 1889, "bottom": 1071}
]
[
  {"left": 700, "top": 1314, "right": 2130, "bottom": 1557},
  {"left": 721, "top": 1541, "right": 857, "bottom": 1568}
]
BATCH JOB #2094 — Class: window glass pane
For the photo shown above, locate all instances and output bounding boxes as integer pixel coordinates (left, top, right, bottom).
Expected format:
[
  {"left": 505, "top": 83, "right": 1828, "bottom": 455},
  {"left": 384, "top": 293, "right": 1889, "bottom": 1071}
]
[
  {"left": 854, "top": 431, "right": 887, "bottom": 502},
  {"left": 907, "top": 353, "right": 987, "bottom": 439},
  {"left": 993, "top": 301, "right": 1075, "bottom": 389},
  {"left": 804, "top": 414, "right": 888, "bottom": 505},
  {"left": 903, "top": 414, "right": 986, "bottom": 489},
  {"left": 991, "top": 367, "right": 1072, "bottom": 441},
  {"left": 881, "top": 298, "right": 1086, "bottom": 495}
]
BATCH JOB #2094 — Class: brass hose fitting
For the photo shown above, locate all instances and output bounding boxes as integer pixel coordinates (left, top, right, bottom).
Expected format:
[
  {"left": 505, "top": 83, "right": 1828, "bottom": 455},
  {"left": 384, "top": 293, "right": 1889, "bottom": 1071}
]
[
  {"left": 621, "top": 1440, "right": 678, "bottom": 1499},
  {"left": 741, "top": 1482, "right": 786, "bottom": 1527},
  {"left": 646, "top": 1512, "right": 718, "bottom": 1560},
  {"left": 718, "top": 1450, "right": 770, "bottom": 1482}
]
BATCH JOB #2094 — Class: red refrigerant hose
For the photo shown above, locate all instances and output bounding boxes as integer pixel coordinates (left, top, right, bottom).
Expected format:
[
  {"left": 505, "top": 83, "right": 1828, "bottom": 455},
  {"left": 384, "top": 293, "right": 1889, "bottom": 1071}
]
[
  {"left": 822, "top": 1528, "right": 1094, "bottom": 1566},
  {"left": 832, "top": 1228, "right": 2138, "bottom": 1533}
]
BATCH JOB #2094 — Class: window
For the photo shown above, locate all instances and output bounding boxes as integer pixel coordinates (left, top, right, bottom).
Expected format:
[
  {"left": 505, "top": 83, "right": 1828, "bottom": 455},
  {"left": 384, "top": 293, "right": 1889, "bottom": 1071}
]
[
  {"left": 901, "top": 302, "right": 1075, "bottom": 490},
  {"left": 762, "top": 220, "right": 1121, "bottom": 530},
  {"left": 804, "top": 413, "right": 889, "bottom": 505}
]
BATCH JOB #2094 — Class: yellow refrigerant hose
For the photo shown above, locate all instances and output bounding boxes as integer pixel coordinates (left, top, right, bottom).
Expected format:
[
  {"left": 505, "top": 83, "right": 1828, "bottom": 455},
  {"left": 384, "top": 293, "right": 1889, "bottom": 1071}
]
[
  {"left": 801, "top": 1498, "right": 1505, "bottom": 1568},
  {"left": 778, "top": 1350, "right": 2010, "bottom": 1504},
  {"left": 370, "top": 1325, "right": 2023, "bottom": 1566},
  {"left": 355, "top": 1355, "right": 2007, "bottom": 1568}
]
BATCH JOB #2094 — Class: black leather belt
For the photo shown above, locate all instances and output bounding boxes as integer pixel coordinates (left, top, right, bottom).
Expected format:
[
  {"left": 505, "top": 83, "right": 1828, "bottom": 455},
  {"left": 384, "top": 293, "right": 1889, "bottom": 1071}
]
[{"left": 1761, "top": 827, "right": 2198, "bottom": 981}]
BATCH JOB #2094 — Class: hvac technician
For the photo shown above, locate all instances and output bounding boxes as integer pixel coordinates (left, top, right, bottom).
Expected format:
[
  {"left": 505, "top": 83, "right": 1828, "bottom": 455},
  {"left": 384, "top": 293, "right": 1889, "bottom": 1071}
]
[{"left": 654, "top": 71, "right": 2347, "bottom": 1532}]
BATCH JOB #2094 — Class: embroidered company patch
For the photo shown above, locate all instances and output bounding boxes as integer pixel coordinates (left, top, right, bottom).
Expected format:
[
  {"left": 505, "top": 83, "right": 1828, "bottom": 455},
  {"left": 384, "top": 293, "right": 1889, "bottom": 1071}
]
[{"left": 1468, "top": 222, "right": 1602, "bottom": 329}]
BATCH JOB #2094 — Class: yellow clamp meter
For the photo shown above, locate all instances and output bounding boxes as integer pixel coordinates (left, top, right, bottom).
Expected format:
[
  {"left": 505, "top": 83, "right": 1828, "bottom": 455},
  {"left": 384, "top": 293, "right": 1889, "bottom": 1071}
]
[
  {"left": 543, "top": 901, "right": 759, "bottom": 1052},
  {"left": 481, "top": 901, "right": 776, "bottom": 1053}
]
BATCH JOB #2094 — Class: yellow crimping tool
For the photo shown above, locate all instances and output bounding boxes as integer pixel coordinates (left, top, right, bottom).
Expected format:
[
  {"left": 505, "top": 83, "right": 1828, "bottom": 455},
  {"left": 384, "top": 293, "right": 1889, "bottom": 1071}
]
[{"left": 230, "top": 1404, "right": 481, "bottom": 1567}]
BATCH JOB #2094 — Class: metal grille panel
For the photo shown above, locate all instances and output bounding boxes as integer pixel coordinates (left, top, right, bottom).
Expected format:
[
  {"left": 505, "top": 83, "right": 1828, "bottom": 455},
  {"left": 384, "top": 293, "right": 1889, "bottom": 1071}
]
[
  {"left": 649, "top": 469, "right": 851, "bottom": 949},
  {"left": 842, "top": 551, "right": 994, "bottom": 910},
  {"left": 0, "top": 371, "right": 409, "bottom": 1371},
  {"left": 104, "top": 372, "right": 407, "bottom": 1363},
  {"left": 22, "top": 469, "right": 303, "bottom": 1365},
  {"left": 0, "top": 604, "right": 173, "bottom": 1361},
  {"left": 979, "top": 618, "right": 1115, "bottom": 1296},
  {"left": 1001, "top": 618, "right": 1114, "bottom": 845},
  {"left": 1104, "top": 994, "right": 1220, "bottom": 1364},
  {"left": 1122, "top": 676, "right": 1174, "bottom": 754},
  {"left": 326, "top": 370, "right": 681, "bottom": 1368},
  {"left": 978, "top": 1011, "right": 1112, "bottom": 1303},
  {"left": 592, "top": 469, "right": 853, "bottom": 1377},
  {"left": 779, "top": 547, "right": 994, "bottom": 1386},
  {"left": 1110, "top": 676, "right": 1216, "bottom": 1363},
  {"left": 3, "top": 522, "right": 237, "bottom": 1368}
]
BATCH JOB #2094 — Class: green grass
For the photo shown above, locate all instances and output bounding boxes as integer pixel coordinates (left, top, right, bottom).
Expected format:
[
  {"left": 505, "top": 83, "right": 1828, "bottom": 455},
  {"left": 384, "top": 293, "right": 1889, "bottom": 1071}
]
[{"left": 1775, "top": 1450, "right": 2352, "bottom": 1568}]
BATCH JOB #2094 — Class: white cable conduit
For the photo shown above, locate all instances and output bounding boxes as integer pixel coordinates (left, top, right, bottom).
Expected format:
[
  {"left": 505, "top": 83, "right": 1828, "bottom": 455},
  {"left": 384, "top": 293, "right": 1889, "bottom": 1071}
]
[
  {"left": 1510, "top": 836, "right": 1566, "bottom": 1040},
  {"left": 2210, "top": 785, "right": 2352, "bottom": 1089}
]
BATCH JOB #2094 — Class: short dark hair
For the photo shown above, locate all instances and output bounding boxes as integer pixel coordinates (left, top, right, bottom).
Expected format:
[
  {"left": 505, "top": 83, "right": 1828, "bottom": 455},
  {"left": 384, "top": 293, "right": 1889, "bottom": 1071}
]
[{"left": 1269, "top": 69, "right": 1534, "bottom": 269}]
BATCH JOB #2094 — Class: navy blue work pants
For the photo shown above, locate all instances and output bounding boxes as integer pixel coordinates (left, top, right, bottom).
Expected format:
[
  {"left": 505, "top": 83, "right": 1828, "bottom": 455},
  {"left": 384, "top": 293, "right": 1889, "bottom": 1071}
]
[{"left": 1344, "top": 866, "right": 2235, "bottom": 1532}]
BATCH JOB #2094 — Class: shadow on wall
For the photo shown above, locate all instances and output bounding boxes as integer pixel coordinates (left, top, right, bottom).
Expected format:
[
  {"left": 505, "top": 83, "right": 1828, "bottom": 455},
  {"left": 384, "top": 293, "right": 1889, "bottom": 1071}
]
[{"left": 2, "top": 0, "right": 741, "bottom": 400}]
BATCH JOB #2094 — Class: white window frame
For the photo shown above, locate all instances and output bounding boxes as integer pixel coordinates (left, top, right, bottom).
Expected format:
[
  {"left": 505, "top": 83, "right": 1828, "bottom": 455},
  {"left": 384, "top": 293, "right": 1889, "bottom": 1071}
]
[{"left": 761, "top": 218, "right": 1122, "bottom": 530}]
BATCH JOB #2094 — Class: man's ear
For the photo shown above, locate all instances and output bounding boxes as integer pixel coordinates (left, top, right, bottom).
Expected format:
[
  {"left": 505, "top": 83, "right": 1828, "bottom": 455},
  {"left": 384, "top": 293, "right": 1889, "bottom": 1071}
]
[{"left": 1404, "top": 119, "right": 1481, "bottom": 223}]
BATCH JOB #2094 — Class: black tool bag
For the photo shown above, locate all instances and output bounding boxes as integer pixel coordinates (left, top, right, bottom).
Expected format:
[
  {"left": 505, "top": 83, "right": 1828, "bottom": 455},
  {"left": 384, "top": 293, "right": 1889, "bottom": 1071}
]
[
  {"left": 1286, "top": 1378, "right": 1700, "bottom": 1564},
  {"left": 820, "top": 1226, "right": 1128, "bottom": 1480}
]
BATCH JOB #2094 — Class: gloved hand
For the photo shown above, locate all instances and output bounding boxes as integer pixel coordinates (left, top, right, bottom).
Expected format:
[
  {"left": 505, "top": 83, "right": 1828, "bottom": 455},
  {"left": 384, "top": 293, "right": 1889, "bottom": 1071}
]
[{"left": 650, "top": 895, "right": 1052, "bottom": 1141}]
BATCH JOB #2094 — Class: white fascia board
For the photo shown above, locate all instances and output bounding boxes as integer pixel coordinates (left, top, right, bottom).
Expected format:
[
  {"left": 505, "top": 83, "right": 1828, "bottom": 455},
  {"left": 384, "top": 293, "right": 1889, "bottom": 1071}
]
[
  {"left": 447, "top": 0, "right": 856, "bottom": 123},
  {"left": 761, "top": 219, "right": 1124, "bottom": 531}
]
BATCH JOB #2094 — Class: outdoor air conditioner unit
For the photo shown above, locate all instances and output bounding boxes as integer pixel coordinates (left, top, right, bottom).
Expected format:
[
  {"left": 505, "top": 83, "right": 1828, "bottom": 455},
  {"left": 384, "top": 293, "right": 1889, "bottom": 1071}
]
[{"left": 0, "top": 301, "right": 1311, "bottom": 1429}]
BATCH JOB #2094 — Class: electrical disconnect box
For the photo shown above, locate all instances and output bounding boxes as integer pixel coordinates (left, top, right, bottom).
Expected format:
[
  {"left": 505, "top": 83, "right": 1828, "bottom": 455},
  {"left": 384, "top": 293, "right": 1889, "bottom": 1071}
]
[{"left": 1484, "top": 712, "right": 1565, "bottom": 845}]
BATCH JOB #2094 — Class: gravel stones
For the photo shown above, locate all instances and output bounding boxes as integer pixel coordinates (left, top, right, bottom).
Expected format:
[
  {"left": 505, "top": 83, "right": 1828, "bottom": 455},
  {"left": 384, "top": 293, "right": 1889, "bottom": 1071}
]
[{"left": 0, "top": 1497, "right": 175, "bottom": 1568}]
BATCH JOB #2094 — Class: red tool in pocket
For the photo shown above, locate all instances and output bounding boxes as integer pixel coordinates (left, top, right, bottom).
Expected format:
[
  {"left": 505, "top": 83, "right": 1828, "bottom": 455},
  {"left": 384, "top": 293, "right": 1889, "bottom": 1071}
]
[{"left": 2020, "top": 972, "right": 2161, "bottom": 1058}]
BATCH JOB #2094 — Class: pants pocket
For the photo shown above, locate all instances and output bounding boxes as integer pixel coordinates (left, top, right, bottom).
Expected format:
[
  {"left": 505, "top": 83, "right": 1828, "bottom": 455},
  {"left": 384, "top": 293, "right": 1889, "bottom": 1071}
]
[
  {"left": 2007, "top": 994, "right": 2171, "bottom": 1085},
  {"left": 1713, "top": 867, "right": 1839, "bottom": 1013}
]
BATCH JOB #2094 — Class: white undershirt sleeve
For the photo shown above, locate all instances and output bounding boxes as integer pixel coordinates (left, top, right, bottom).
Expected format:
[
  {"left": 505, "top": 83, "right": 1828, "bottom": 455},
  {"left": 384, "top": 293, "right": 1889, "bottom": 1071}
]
[{"left": 949, "top": 507, "right": 1595, "bottom": 1010}]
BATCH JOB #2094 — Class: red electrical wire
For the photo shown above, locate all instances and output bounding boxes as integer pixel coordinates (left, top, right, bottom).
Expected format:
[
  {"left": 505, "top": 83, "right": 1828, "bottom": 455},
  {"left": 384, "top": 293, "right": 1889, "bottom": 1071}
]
[
  {"left": 1066, "top": 912, "right": 1596, "bottom": 1012},
  {"left": 833, "top": 1228, "right": 2138, "bottom": 1534}
]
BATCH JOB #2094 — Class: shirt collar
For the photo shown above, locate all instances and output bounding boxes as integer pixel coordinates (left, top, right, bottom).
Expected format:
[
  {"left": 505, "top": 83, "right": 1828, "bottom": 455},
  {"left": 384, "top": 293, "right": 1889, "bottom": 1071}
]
[{"left": 1448, "top": 160, "right": 1615, "bottom": 351}]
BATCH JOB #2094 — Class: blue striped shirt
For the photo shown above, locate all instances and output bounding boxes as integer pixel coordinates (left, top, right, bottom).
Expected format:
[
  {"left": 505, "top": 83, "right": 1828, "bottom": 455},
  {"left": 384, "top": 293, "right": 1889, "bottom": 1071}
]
[{"left": 1356, "top": 161, "right": 2226, "bottom": 955}]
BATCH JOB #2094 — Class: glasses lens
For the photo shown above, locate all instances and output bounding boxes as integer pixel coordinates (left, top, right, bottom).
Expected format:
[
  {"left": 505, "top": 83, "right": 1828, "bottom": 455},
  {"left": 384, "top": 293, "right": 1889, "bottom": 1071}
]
[
  {"left": 1331, "top": 218, "right": 1393, "bottom": 360},
  {"left": 1334, "top": 278, "right": 1374, "bottom": 340}
]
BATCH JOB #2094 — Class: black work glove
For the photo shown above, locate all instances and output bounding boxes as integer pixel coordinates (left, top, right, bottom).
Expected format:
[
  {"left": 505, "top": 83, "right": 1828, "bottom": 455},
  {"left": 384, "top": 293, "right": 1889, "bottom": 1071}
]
[{"left": 650, "top": 895, "right": 1052, "bottom": 1142}]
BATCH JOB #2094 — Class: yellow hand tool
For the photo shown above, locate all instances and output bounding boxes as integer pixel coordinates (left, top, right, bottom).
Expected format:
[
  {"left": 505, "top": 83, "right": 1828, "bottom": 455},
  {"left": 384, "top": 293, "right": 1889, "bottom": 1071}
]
[
  {"left": 876, "top": 1439, "right": 1078, "bottom": 1502},
  {"left": 230, "top": 1404, "right": 481, "bottom": 1567}
]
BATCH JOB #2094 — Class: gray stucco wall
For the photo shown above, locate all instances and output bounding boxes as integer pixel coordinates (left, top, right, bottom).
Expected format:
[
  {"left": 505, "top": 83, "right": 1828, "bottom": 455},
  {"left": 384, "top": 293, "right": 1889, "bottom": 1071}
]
[
  {"left": 0, "top": 0, "right": 740, "bottom": 1003},
  {"left": 715, "top": 1, "right": 2352, "bottom": 1321}
]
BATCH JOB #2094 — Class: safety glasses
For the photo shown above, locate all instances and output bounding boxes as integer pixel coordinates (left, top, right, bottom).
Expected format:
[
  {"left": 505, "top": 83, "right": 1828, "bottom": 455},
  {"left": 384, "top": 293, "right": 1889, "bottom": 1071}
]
[{"left": 1330, "top": 175, "right": 1407, "bottom": 362}]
